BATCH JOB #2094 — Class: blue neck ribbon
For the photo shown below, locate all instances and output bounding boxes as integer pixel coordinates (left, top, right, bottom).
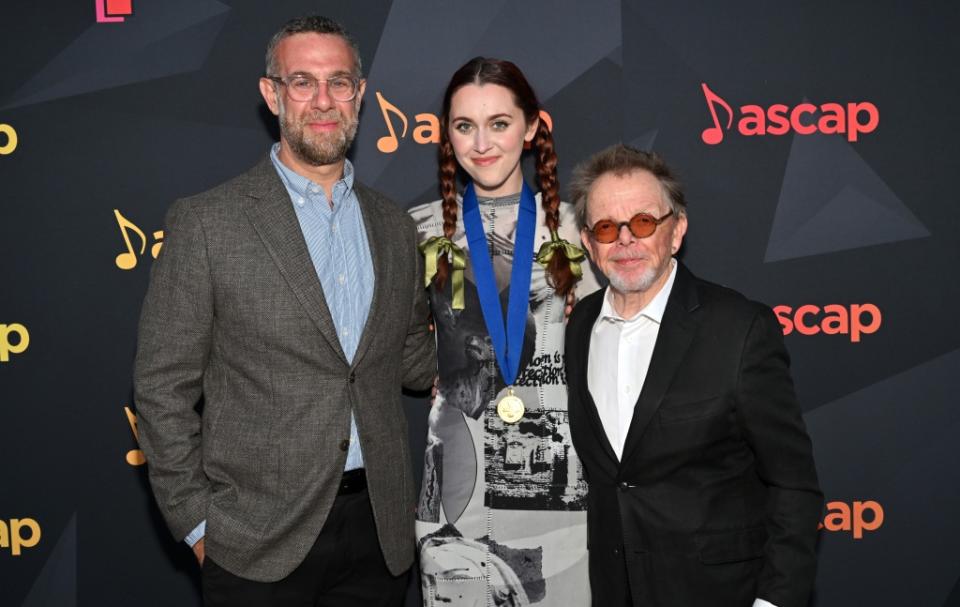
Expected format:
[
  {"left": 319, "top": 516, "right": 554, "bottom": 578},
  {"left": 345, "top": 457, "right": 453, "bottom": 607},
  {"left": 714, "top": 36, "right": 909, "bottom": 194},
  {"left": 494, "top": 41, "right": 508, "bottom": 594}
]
[{"left": 461, "top": 181, "right": 537, "bottom": 387}]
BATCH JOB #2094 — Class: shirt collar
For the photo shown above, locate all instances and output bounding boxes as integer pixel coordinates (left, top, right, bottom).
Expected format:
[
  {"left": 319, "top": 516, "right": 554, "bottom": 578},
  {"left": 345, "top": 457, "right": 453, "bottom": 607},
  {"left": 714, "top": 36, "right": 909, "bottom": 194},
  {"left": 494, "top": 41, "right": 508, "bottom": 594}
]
[
  {"left": 269, "top": 143, "right": 355, "bottom": 203},
  {"left": 598, "top": 258, "right": 678, "bottom": 325}
]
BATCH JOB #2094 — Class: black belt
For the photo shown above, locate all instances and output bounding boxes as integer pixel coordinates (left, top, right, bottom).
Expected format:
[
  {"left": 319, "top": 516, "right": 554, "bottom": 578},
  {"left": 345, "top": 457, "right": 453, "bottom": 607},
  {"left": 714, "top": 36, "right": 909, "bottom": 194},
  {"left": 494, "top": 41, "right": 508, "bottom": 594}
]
[{"left": 338, "top": 468, "right": 367, "bottom": 495}]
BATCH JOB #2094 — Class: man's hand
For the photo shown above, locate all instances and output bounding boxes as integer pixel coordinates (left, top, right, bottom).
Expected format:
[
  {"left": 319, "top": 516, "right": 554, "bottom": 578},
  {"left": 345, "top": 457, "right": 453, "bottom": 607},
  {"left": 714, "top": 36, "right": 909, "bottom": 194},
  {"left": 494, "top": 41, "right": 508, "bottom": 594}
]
[
  {"left": 430, "top": 375, "right": 439, "bottom": 405},
  {"left": 192, "top": 537, "right": 205, "bottom": 566}
]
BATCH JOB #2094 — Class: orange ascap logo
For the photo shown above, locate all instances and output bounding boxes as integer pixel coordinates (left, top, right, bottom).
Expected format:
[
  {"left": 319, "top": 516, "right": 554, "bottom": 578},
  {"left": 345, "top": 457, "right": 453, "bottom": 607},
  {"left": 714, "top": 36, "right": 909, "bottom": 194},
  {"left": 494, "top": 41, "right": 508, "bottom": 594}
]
[
  {"left": 819, "top": 500, "right": 884, "bottom": 539},
  {"left": 774, "top": 303, "right": 881, "bottom": 343}
]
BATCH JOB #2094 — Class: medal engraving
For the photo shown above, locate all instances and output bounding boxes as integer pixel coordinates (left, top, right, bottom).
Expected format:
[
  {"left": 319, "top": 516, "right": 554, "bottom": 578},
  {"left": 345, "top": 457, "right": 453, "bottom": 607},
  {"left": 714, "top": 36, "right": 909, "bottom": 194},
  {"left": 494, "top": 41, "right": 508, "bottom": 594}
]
[{"left": 497, "top": 390, "right": 525, "bottom": 423}]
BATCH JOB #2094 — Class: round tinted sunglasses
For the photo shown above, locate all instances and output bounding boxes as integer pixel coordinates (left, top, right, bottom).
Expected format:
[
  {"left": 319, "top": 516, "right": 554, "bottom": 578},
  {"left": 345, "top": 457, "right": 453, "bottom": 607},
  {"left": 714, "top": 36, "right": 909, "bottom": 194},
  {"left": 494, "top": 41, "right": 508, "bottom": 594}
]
[{"left": 587, "top": 211, "right": 674, "bottom": 243}]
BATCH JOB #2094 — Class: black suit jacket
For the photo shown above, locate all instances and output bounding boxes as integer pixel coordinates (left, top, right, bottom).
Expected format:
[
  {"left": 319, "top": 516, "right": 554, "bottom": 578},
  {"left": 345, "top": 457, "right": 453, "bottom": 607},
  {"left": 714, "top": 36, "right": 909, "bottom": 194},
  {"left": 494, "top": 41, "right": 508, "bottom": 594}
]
[{"left": 565, "top": 263, "right": 822, "bottom": 607}]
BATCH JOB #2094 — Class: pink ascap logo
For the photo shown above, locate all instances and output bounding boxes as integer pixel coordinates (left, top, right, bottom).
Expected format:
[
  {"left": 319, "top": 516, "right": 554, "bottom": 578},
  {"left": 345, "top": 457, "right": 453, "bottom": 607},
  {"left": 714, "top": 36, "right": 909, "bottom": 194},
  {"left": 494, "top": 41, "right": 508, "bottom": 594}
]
[
  {"left": 96, "top": 0, "right": 133, "bottom": 23},
  {"left": 700, "top": 83, "right": 879, "bottom": 145}
]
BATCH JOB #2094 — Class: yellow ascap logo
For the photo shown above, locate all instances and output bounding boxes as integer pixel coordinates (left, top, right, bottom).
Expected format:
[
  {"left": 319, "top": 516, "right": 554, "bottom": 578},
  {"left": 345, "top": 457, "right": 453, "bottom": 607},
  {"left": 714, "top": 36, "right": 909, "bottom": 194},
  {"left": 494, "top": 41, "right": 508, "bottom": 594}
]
[
  {"left": 0, "top": 518, "right": 41, "bottom": 556},
  {"left": 374, "top": 91, "right": 553, "bottom": 154},
  {"left": 0, "top": 124, "right": 16, "bottom": 155},
  {"left": 113, "top": 209, "right": 163, "bottom": 270},
  {"left": 0, "top": 324, "right": 29, "bottom": 363}
]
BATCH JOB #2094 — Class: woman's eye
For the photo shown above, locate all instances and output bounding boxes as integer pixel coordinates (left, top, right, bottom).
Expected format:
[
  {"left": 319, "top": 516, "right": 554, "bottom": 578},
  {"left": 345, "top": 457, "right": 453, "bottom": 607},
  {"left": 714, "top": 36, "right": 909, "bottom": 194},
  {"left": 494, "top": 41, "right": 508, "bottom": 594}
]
[
  {"left": 454, "top": 122, "right": 473, "bottom": 134},
  {"left": 492, "top": 120, "right": 510, "bottom": 130}
]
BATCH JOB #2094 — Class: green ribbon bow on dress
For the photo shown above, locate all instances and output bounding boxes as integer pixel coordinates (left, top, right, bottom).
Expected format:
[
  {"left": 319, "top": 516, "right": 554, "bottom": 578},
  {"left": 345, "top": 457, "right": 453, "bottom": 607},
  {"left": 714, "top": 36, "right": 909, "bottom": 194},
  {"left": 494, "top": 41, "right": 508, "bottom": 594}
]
[
  {"left": 418, "top": 236, "right": 467, "bottom": 309},
  {"left": 535, "top": 230, "right": 586, "bottom": 278}
]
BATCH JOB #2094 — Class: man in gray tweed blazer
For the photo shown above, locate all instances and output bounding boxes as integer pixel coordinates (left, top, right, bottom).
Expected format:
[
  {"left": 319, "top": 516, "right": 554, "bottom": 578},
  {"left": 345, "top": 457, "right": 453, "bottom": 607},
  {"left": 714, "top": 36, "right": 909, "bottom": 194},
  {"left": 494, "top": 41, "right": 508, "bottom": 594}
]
[{"left": 133, "top": 15, "right": 435, "bottom": 606}]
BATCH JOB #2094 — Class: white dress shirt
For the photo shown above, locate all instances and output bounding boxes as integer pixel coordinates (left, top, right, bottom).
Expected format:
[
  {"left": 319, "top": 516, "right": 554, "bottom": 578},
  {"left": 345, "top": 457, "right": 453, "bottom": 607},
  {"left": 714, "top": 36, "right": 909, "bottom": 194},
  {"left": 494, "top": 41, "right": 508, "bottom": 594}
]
[
  {"left": 586, "top": 260, "right": 777, "bottom": 607},
  {"left": 587, "top": 260, "right": 677, "bottom": 459}
]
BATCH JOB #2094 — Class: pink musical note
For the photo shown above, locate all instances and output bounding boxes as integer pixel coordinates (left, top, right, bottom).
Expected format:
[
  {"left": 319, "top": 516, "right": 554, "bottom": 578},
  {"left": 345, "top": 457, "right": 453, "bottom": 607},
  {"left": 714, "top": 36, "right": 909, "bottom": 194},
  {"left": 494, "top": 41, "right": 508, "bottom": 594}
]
[
  {"left": 376, "top": 91, "right": 408, "bottom": 153},
  {"left": 701, "top": 83, "right": 734, "bottom": 145}
]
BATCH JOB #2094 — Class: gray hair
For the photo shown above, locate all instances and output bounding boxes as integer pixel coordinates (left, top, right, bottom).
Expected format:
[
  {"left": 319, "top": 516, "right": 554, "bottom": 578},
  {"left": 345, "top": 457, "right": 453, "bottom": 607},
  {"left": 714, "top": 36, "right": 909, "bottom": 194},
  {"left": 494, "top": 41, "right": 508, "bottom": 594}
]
[
  {"left": 569, "top": 144, "right": 687, "bottom": 230},
  {"left": 265, "top": 15, "right": 362, "bottom": 77}
]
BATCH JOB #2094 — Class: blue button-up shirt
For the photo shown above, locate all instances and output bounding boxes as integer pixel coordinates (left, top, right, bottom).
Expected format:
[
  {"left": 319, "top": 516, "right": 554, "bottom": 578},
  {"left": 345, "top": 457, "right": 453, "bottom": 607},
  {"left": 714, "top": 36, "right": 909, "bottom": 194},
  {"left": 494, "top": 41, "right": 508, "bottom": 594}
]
[
  {"left": 270, "top": 144, "right": 373, "bottom": 471},
  {"left": 184, "top": 147, "right": 375, "bottom": 547}
]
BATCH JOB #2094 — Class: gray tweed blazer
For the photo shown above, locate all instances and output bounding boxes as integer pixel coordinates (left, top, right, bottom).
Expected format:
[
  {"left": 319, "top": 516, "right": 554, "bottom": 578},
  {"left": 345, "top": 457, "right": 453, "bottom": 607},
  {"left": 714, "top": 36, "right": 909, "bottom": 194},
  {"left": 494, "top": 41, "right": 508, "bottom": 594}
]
[{"left": 133, "top": 155, "right": 435, "bottom": 582}]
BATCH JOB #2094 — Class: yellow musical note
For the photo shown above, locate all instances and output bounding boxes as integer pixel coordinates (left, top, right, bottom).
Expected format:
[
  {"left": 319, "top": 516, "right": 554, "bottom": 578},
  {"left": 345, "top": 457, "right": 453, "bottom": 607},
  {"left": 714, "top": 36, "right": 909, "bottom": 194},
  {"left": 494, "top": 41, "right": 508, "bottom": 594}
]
[
  {"left": 124, "top": 406, "right": 146, "bottom": 466},
  {"left": 376, "top": 91, "right": 408, "bottom": 153},
  {"left": 113, "top": 209, "right": 147, "bottom": 270}
]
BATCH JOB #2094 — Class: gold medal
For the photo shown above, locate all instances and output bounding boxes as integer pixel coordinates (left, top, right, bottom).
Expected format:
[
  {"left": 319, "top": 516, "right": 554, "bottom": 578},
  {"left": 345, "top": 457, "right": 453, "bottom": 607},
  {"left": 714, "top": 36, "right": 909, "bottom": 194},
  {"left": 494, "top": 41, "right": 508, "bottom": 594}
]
[{"left": 497, "top": 388, "right": 525, "bottom": 423}]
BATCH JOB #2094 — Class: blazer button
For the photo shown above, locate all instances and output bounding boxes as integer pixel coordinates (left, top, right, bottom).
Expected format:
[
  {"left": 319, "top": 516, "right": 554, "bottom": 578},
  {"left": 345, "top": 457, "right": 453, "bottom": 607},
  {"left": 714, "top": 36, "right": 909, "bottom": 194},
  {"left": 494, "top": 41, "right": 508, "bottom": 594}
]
[
  {"left": 618, "top": 481, "right": 629, "bottom": 491},
  {"left": 348, "top": 372, "right": 356, "bottom": 384},
  {"left": 339, "top": 439, "right": 350, "bottom": 451}
]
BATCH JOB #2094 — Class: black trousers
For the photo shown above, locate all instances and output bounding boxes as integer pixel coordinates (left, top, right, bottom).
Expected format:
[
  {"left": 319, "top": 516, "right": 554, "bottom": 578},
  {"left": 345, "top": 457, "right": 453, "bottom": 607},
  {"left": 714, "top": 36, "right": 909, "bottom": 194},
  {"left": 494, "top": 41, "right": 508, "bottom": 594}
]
[{"left": 202, "top": 488, "right": 408, "bottom": 607}]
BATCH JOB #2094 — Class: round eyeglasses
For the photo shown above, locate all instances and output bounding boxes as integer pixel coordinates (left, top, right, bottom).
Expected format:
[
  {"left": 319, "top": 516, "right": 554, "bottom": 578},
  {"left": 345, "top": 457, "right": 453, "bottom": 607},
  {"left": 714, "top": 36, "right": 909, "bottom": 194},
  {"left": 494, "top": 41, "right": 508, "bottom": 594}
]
[
  {"left": 587, "top": 211, "right": 674, "bottom": 243},
  {"left": 266, "top": 74, "right": 360, "bottom": 102}
]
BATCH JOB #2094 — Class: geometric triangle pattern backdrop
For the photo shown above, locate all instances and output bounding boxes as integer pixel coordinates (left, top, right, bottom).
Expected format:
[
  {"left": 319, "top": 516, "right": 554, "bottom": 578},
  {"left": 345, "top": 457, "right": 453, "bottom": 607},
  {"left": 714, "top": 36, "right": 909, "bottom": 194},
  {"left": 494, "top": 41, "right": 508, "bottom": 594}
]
[
  {"left": 765, "top": 125, "right": 931, "bottom": 262},
  {"left": 21, "top": 515, "right": 77, "bottom": 607},
  {"left": 1, "top": 1, "right": 958, "bottom": 605},
  {"left": 2, "top": 0, "right": 230, "bottom": 110}
]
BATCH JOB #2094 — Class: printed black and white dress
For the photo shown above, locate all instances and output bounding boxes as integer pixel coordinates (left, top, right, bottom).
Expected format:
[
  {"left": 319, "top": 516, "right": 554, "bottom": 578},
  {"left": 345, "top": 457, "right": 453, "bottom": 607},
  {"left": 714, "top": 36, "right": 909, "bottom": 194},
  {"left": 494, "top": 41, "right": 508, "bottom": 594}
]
[{"left": 409, "top": 192, "right": 600, "bottom": 606}]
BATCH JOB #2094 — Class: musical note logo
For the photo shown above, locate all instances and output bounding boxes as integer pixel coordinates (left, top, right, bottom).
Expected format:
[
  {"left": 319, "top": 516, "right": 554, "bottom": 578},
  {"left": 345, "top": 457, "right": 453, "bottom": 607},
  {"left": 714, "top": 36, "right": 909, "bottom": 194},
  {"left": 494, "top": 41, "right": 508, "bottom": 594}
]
[
  {"left": 113, "top": 209, "right": 163, "bottom": 270},
  {"left": 376, "top": 91, "right": 408, "bottom": 153},
  {"left": 124, "top": 406, "right": 146, "bottom": 466},
  {"left": 114, "top": 209, "right": 146, "bottom": 269},
  {"left": 700, "top": 83, "right": 734, "bottom": 145}
]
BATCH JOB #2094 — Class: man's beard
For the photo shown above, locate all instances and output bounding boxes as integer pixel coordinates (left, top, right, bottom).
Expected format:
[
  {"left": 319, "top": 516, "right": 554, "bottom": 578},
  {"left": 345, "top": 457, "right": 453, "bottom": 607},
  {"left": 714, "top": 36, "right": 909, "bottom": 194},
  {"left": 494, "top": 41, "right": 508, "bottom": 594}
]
[
  {"left": 607, "top": 266, "right": 658, "bottom": 295},
  {"left": 279, "top": 102, "right": 359, "bottom": 166},
  {"left": 605, "top": 253, "right": 669, "bottom": 295}
]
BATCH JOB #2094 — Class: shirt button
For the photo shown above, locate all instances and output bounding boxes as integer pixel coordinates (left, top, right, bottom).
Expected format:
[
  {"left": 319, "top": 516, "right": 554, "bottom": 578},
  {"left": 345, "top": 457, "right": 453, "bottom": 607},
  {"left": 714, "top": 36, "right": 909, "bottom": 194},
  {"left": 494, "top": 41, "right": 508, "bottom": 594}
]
[
  {"left": 338, "top": 274, "right": 345, "bottom": 284},
  {"left": 296, "top": 197, "right": 305, "bottom": 206},
  {"left": 343, "top": 329, "right": 350, "bottom": 336},
  {"left": 332, "top": 224, "right": 338, "bottom": 232},
  {"left": 339, "top": 438, "right": 350, "bottom": 451}
]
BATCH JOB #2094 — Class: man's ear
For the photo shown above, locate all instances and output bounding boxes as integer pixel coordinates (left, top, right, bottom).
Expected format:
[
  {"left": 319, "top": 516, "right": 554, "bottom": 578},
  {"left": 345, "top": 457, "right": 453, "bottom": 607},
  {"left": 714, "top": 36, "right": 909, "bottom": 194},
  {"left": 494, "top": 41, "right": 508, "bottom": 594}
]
[
  {"left": 672, "top": 212, "right": 688, "bottom": 254},
  {"left": 580, "top": 228, "right": 594, "bottom": 259},
  {"left": 259, "top": 78, "right": 281, "bottom": 116},
  {"left": 355, "top": 78, "right": 367, "bottom": 111}
]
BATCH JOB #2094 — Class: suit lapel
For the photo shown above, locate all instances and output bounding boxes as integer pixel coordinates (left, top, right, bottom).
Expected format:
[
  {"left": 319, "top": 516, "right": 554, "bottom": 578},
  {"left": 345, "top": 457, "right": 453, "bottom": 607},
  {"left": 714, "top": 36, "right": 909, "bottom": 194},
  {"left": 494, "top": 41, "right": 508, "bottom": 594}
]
[
  {"left": 351, "top": 183, "right": 391, "bottom": 368},
  {"left": 241, "top": 156, "right": 348, "bottom": 365},
  {"left": 619, "top": 264, "right": 700, "bottom": 465},
  {"left": 574, "top": 292, "right": 621, "bottom": 466}
]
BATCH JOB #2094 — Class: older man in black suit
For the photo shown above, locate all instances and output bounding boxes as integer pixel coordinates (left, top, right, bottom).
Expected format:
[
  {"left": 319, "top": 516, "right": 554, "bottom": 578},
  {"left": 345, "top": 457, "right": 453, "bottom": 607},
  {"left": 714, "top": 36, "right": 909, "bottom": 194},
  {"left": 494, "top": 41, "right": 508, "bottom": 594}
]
[{"left": 564, "top": 144, "right": 822, "bottom": 607}]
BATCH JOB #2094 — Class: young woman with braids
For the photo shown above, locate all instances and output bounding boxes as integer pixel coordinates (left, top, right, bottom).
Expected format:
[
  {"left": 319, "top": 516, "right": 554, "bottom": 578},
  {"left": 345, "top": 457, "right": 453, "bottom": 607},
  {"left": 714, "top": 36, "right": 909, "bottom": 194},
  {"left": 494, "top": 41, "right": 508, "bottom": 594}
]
[{"left": 408, "top": 57, "right": 599, "bottom": 606}]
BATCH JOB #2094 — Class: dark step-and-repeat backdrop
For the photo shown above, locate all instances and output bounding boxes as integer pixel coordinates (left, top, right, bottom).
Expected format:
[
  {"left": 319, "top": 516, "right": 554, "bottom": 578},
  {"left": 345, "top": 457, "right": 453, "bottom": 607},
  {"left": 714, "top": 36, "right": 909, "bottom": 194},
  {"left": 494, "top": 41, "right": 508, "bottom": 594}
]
[{"left": 1, "top": 1, "right": 958, "bottom": 605}]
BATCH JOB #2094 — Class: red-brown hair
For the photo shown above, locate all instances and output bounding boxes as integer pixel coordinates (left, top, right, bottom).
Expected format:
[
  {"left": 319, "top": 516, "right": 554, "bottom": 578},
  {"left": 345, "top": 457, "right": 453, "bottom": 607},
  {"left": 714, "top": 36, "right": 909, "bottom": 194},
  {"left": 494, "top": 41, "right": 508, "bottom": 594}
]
[{"left": 433, "top": 57, "right": 576, "bottom": 297}]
